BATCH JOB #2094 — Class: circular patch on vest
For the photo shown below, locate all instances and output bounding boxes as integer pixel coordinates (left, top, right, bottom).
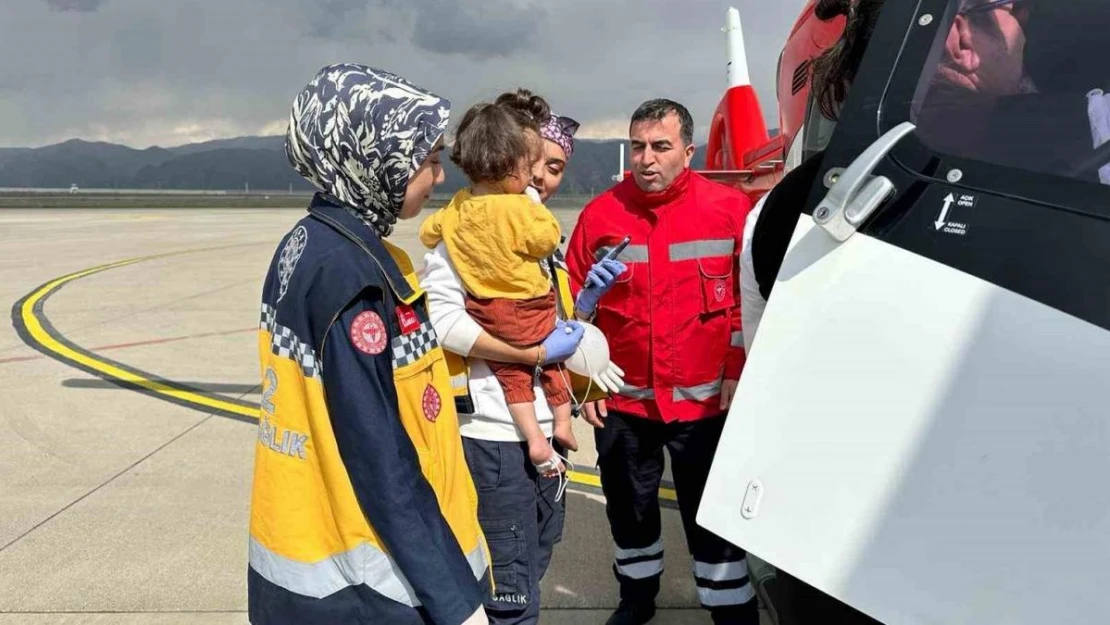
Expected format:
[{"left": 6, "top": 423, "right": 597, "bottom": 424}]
[
  {"left": 350, "top": 311, "right": 387, "bottom": 355},
  {"left": 422, "top": 384, "right": 441, "bottom": 422},
  {"left": 714, "top": 279, "right": 727, "bottom": 302}
]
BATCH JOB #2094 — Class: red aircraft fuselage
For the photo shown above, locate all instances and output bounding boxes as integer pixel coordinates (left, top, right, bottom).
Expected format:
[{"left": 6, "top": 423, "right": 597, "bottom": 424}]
[{"left": 700, "top": 2, "right": 845, "bottom": 202}]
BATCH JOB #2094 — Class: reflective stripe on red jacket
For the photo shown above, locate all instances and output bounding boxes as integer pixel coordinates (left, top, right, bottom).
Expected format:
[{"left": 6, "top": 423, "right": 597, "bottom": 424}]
[{"left": 565, "top": 168, "right": 752, "bottom": 423}]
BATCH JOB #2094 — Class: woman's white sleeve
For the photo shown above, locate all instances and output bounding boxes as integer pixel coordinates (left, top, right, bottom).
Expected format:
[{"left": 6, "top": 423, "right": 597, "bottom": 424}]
[
  {"left": 739, "top": 194, "right": 769, "bottom": 355},
  {"left": 419, "top": 242, "right": 484, "bottom": 356}
]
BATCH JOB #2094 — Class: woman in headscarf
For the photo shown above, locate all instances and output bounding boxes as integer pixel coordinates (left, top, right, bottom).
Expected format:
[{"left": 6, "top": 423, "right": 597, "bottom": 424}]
[
  {"left": 247, "top": 64, "right": 582, "bottom": 625},
  {"left": 419, "top": 91, "right": 611, "bottom": 625}
]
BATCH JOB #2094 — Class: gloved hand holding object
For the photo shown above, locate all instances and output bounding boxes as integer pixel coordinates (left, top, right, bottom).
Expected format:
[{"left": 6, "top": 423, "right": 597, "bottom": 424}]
[
  {"left": 541, "top": 319, "right": 584, "bottom": 364},
  {"left": 574, "top": 257, "right": 627, "bottom": 316}
]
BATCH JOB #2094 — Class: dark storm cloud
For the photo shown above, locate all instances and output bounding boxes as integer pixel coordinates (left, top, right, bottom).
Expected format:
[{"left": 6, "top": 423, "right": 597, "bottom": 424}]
[
  {"left": 0, "top": 0, "right": 810, "bottom": 148},
  {"left": 409, "top": 0, "right": 544, "bottom": 59},
  {"left": 301, "top": 0, "right": 543, "bottom": 58},
  {"left": 45, "top": 0, "right": 106, "bottom": 11}
]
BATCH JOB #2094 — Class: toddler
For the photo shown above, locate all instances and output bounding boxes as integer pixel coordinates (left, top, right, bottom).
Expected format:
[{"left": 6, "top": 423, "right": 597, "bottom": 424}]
[{"left": 419, "top": 100, "right": 576, "bottom": 471}]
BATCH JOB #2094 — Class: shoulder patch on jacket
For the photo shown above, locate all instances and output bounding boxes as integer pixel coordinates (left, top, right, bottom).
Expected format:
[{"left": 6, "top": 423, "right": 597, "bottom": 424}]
[{"left": 350, "top": 310, "right": 388, "bottom": 355}]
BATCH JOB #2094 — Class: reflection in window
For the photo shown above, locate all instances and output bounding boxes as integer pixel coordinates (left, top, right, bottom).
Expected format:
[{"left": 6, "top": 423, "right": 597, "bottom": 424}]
[{"left": 911, "top": 0, "right": 1110, "bottom": 184}]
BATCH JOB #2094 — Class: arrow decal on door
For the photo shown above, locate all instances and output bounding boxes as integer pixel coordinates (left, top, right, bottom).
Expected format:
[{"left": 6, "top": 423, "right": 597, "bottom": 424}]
[
  {"left": 935, "top": 193, "right": 954, "bottom": 230},
  {"left": 934, "top": 192, "right": 975, "bottom": 236}
]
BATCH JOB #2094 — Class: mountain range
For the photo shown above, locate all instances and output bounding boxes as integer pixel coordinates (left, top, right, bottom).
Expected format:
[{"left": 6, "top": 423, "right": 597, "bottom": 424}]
[{"left": 0, "top": 131, "right": 776, "bottom": 196}]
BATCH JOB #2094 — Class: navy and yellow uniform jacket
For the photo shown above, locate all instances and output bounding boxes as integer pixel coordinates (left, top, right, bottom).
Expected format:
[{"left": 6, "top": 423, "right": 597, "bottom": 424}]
[{"left": 248, "top": 195, "right": 491, "bottom": 625}]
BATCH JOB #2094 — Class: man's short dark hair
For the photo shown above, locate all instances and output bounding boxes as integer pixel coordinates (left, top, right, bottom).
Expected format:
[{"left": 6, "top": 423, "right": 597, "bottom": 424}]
[
  {"left": 450, "top": 102, "right": 536, "bottom": 184},
  {"left": 630, "top": 99, "right": 694, "bottom": 146}
]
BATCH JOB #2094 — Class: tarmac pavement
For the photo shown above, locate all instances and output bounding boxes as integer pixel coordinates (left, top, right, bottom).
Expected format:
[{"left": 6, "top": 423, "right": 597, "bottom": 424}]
[{"left": 0, "top": 207, "right": 768, "bottom": 624}]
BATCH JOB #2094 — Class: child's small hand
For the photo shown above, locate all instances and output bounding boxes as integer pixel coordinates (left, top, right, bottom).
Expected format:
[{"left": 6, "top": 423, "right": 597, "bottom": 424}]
[{"left": 529, "top": 438, "right": 564, "bottom": 477}]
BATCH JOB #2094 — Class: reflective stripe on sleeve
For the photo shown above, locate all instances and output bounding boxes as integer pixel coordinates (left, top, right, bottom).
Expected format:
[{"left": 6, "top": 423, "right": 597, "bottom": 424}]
[
  {"left": 248, "top": 536, "right": 489, "bottom": 604},
  {"left": 730, "top": 331, "right": 744, "bottom": 348}
]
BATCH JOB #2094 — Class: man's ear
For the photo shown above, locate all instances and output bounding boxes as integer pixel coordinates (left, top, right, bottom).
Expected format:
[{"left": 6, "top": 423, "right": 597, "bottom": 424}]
[
  {"left": 945, "top": 15, "right": 980, "bottom": 74},
  {"left": 684, "top": 143, "right": 696, "bottom": 167}
]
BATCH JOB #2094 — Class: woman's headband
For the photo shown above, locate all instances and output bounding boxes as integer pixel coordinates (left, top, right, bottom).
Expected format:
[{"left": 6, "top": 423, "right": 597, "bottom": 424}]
[{"left": 540, "top": 114, "right": 580, "bottom": 159}]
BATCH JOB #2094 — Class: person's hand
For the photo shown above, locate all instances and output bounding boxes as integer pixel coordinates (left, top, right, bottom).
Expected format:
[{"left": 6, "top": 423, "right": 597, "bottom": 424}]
[
  {"left": 582, "top": 400, "right": 608, "bottom": 428},
  {"left": 540, "top": 319, "right": 584, "bottom": 364},
  {"left": 720, "top": 379, "right": 739, "bottom": 411},
  {"left": 574, "top": 257, "right": 626, "bottom": 316},
  {"left": 589, "top": 360, "right": 625, "bottom": 394}
]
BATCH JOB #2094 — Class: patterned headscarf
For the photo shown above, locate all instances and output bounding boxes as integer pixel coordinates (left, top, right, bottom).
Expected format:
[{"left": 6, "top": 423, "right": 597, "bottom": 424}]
[
  {"left": 285, "top": 63, "right": 451, "bottom": 237},
  {"left": 540, "top": 114, "right": 580, "bottom": 159}
]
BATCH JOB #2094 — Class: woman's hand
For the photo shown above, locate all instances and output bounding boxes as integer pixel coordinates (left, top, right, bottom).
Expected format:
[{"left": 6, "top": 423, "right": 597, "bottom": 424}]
[
  {"left": 539, "top": 319, "right": 585, "bottom": 364},
  {"left": 574, "top": 257, "right": 626, "bottom": 316}
]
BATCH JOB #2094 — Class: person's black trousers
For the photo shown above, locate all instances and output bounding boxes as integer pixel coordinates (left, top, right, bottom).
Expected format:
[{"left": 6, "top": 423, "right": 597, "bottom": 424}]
[{"left": 595, "top": 411, "right": 759, "bottom": 624}]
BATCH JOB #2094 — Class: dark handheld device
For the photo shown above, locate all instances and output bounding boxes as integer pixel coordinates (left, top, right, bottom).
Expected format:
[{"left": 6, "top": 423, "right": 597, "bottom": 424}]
[{"left": 604, "top": 236, "right": 632, "bottom": 261}]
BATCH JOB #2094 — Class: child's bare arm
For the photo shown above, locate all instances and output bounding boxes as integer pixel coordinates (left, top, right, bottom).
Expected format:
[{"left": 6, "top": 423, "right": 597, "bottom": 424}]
[{"left": 508, "top": 401, "right": 548, "bottom": 446}]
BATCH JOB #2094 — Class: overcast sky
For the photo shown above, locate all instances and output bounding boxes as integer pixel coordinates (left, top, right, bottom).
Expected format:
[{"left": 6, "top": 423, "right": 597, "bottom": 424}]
[{"left": 1, "top": 0, "right": 809, "bottom": 148}]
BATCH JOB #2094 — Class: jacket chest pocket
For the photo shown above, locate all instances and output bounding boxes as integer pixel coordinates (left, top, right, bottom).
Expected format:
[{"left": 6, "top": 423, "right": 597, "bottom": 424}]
[
  {"left": 391, "top": 323, "right": 451, "bottom": 490},
  {"left": 696, "top": 255, "right": 736, "bottom": 314}
]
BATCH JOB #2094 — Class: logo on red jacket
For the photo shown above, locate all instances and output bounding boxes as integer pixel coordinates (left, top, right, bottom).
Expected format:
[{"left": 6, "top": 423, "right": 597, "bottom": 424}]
[
  {"left": 422, "top": 384, "right": 441, "bottom": 422},
  {"left": 714, "top": 279, "right": 727, "bottom": 303},
  {"left": 396, "top": 304, "right": 420, "bottom": 334},
  {"left": 350, "top": 311, "right": 387, "bottom": 355}
]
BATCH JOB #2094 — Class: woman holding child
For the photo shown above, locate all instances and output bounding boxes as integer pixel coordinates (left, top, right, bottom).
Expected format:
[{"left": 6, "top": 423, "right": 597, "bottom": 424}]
[{"left": 419, "top": 90, "right": 625, "bottom": 624}]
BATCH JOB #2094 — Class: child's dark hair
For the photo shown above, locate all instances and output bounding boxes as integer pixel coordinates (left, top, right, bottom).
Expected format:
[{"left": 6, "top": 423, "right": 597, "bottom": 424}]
[
  {"left": 494, "top": 88, "right": 551, "bottom": 132},
  {"left": 810, "top": 0, "right": 886, "bottom": 120},
  {"left": 451, "top": 102, "right": 538, "bottom": 184}
]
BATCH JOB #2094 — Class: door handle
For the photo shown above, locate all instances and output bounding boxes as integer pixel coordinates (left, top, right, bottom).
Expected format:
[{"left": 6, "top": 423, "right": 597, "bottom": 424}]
[{"left": 813, "top": 121, "right": 916, "bottom": 242}]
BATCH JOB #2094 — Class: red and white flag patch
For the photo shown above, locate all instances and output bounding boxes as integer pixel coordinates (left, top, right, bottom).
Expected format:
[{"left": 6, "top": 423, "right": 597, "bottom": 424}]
[
  {"left": 350, "top": 311, "right": 387, "bottom": 355},
  {"left": 422, "top": 384, "right": 441, "bottom": 423},
  {"left": 396, "top": 304, "right": 420, "bottom": 335}
]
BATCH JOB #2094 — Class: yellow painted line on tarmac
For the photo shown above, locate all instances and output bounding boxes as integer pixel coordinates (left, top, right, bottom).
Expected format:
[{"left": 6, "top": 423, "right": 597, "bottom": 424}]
[
  {"left": 567, "top": 469, "right": 678, "bottom": 501},
  {"left": 14, "top": 246, "right": 262, "bottom": 421},
  {"left": 16, "top": 247, "right": 676, "bottom": 500}
]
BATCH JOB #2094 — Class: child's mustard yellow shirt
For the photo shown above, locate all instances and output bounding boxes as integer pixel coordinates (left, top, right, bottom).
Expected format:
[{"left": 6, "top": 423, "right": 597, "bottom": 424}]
[{"left": 420, "top": 188, "right": 561, "bottom": 300}]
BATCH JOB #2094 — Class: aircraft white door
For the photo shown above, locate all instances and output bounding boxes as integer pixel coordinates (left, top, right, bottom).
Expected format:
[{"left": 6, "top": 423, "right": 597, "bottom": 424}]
[{"left": 698, "top": 1, "right": 1110, "bottom": 623}]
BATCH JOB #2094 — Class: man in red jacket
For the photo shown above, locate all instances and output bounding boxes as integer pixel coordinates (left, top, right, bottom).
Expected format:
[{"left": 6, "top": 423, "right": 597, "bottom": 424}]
[{"left": 565, "top": 99, "right": 757, "bottom": 625}]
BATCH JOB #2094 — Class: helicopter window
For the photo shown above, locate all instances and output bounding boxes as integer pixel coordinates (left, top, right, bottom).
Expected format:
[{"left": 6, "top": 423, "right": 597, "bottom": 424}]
[
  {"left": 802, "top": 92, "right": 837, "bottom": 160},
  {"left": 911, "top": 0, "right": 1110, "bottom": 185}
]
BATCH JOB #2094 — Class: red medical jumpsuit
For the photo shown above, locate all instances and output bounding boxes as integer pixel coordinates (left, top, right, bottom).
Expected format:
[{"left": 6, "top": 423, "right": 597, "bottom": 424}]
[{"left": 565, "top": 167, "right": 758, "bottom": 622}]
